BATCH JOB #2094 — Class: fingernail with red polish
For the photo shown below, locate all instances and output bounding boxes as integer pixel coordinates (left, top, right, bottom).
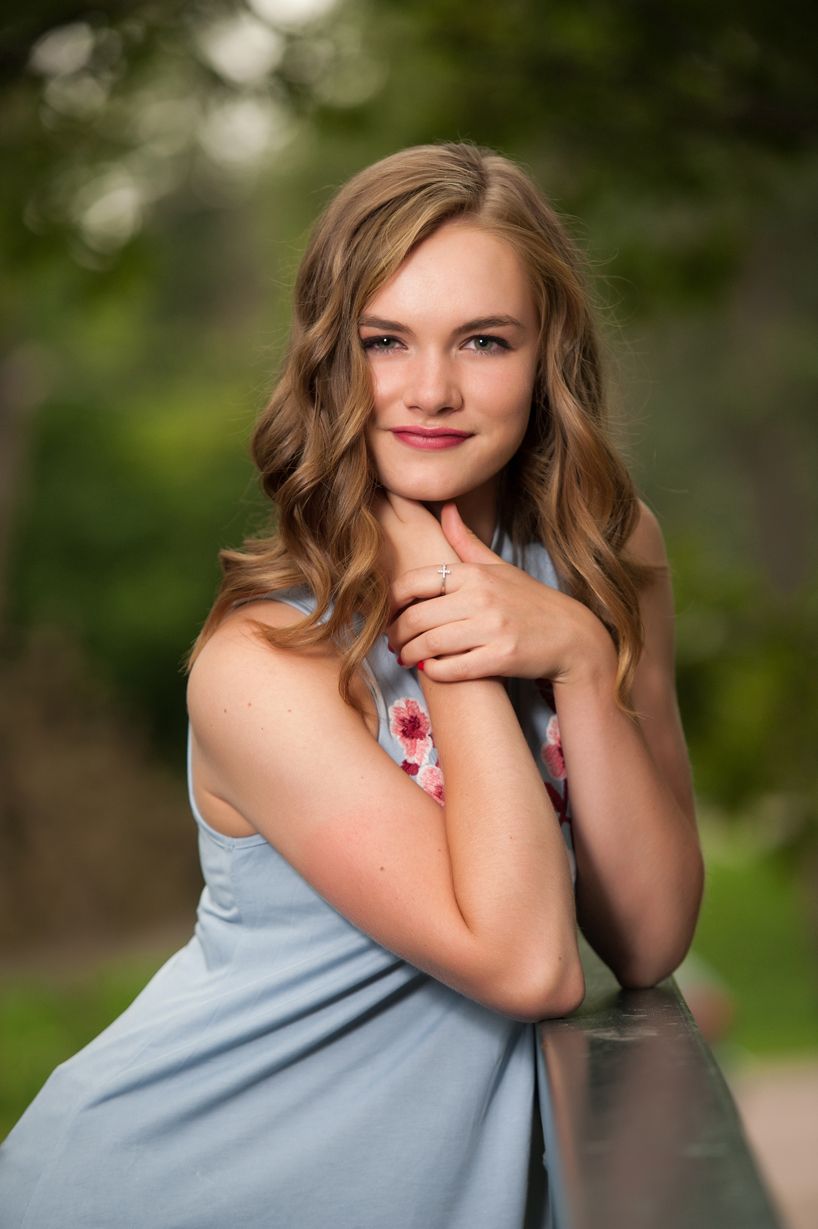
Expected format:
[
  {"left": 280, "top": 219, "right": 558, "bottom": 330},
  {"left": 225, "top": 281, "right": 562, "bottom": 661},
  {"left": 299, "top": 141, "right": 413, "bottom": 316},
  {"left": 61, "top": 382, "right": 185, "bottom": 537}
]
[{"left": 417, "top": 660, "right": 425, "bottom": 672}]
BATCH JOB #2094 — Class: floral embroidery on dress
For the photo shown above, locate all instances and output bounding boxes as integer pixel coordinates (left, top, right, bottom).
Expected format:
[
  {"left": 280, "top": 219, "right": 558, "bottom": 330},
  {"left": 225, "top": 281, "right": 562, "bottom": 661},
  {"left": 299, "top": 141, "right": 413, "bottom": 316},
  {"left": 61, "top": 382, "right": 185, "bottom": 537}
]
[
  {"left": 418, "top": 763, "right": 445, "bottom": 806},
  {"left": 389, "top": 697, "right": 433, "bottom": 765},
  {"left": 540, "top": 713, "right": 572, "bottom": 836},
  {"left": 541, "top": 714, "right": 566, "bottom": 780},
  {"left": 389, "top": 696, "right": 445, "bottom": 806}
]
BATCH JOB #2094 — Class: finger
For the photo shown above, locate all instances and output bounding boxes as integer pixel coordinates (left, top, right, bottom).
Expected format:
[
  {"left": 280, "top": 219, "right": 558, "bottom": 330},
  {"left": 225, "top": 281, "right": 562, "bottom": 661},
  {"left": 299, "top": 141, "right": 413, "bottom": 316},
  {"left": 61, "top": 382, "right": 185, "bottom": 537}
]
[
  {"left": 390, "top": 562, "right": 463, "bottom": 613},
  {"left": 393, "top": 619, "right": 482, "bottom": 668},
  {"left": 415, "top": 646, "right": 503, "bottom": 684},
  {"left": 387, "top": 593, "right": 471, "bottom": 650},
  {"left": 440, "top": 502, "right": 502, "bottom": 564}
]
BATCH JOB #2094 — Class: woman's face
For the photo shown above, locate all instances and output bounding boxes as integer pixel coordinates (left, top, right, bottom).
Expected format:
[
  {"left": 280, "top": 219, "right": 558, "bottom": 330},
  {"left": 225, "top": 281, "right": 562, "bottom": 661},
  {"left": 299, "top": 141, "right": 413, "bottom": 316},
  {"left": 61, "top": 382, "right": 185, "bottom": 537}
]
[{"left": 361, "top": 220, "right": 540, "bottom": 524}]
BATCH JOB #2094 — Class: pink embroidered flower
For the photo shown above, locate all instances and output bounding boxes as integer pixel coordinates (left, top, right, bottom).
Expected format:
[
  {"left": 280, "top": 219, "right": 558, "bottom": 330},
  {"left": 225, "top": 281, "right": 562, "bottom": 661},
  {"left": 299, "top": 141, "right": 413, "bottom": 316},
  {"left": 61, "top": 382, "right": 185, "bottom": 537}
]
[
  {"left": 541, "top": 714, "right": 566, "bottom": 780},
  {"left": 389, "top": 697, "right": 432, "bottom": 764},
  {"left": 418, "top": 763, "right": 445, "bottom": 806},
  {"left": 389, "top": 696, "right": 443, "bottom": 801},
  {"left": 545, "top": 782, "right": 563, "bottom": 815}
]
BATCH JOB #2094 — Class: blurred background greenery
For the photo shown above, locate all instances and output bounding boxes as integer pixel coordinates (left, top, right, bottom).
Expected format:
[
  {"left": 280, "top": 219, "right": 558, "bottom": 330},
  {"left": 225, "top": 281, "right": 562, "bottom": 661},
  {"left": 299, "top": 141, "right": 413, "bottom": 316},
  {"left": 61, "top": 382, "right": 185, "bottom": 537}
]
[{"left": 1, "top": 0, "right": 817, "bottom": 1134}]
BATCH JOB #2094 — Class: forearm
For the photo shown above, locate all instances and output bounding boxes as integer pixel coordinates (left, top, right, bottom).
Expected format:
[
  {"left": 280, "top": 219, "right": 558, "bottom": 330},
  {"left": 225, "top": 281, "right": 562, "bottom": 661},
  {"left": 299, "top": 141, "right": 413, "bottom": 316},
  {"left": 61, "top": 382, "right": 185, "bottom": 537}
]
[
  {"left": 554, "top": 653, "right": 704, "bottom": 988},
  {"left": 420, "top": 672, "right": 581, "bottom": 995}
]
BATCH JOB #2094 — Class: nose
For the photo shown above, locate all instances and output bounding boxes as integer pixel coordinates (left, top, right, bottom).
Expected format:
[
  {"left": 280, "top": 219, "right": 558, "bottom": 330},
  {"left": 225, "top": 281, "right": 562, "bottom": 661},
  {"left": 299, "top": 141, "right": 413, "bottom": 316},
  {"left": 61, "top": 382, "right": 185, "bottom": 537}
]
[{"left": 403, "top": 348, "right": 463, "bottom": 416}]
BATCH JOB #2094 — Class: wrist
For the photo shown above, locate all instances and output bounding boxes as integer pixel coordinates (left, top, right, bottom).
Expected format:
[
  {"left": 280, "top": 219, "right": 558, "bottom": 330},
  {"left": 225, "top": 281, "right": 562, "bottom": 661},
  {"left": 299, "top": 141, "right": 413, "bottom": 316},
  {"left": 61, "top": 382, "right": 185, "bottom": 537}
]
[
  {"left": 419, "top": 671, "right": 505, "bottom": 698},
  {"left": 554, "top": 609, "right": 617, "bottom": 692}
]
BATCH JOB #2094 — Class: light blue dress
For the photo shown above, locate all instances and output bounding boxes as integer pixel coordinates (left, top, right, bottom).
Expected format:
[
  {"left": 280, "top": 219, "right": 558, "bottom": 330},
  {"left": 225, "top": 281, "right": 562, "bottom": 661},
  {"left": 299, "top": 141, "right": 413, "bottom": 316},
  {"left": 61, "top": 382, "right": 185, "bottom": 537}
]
[{"left": 0, "top": 525, "right": 576, "bottom": 1229}]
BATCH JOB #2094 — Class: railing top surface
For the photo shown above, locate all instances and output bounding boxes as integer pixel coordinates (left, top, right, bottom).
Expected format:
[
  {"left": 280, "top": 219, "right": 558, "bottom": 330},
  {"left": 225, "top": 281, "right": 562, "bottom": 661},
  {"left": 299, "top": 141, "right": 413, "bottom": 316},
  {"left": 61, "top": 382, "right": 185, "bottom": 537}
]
[{"left": 536, "top": 943, "right": 783, "bottom": 1229}]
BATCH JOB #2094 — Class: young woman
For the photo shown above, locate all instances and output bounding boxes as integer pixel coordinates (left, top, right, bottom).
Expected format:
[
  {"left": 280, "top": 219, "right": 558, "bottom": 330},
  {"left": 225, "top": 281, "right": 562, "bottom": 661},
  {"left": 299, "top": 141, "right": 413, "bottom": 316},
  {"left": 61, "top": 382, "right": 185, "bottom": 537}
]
[{"left": 0, "top": 142, "right": 703, "bottom": 1228}]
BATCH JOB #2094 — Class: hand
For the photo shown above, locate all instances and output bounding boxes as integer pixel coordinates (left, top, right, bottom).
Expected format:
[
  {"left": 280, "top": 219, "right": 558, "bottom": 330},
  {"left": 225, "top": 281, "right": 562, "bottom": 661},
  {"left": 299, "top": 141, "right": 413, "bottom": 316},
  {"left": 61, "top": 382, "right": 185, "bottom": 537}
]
[
  {"left": 373, "top": 489, "right": 460, "bottom": 585},
  {"left": 386, "top": 501, "right": 613, "bottom": 684}
]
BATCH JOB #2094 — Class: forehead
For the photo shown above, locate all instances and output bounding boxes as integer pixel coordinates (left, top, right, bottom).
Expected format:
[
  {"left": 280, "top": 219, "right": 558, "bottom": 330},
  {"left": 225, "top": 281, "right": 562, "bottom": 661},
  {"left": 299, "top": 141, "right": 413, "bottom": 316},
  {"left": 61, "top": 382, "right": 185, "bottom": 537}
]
[{"left": 365, "top": 221, "right": 536, "bottom": 323}]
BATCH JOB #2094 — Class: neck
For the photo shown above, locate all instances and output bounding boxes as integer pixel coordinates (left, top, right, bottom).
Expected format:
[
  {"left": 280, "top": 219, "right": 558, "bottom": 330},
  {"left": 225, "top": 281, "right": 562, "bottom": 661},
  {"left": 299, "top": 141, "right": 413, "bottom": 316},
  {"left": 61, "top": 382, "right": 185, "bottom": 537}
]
[{"left": 426, "top": 480, "right": 499, "bottom": 548}]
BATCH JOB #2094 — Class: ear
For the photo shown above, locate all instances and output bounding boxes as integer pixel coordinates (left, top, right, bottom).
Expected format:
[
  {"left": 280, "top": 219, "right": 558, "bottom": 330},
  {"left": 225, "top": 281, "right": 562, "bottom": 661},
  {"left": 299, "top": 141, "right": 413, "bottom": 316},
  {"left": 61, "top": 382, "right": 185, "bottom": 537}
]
[{"left": 439, "top": 502, "right": 502, "bottom": 564}]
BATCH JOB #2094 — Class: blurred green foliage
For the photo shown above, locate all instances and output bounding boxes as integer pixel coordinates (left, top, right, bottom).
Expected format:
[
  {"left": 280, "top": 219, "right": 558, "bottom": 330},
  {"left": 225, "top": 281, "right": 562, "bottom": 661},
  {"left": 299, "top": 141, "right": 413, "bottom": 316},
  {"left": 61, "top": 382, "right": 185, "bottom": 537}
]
[{"left": 693, "top": 837, "right": 818, "bottom": 1055}]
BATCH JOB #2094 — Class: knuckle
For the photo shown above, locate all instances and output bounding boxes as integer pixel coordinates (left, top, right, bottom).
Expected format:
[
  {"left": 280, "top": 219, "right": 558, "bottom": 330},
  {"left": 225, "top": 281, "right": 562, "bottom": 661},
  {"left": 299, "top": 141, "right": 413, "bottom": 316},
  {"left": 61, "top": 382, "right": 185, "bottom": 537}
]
[
  {"left": 449, "top": 653, "right": 469, "bottom": 680},
  {"left": 425, "top": 628, "right": 442, "bottom": 655},
  {"left": 405, "top": 604, "right": 425, "bottom": 635},
  {"left": 400, "top": 607, "right": 416, "bottom": 635}
]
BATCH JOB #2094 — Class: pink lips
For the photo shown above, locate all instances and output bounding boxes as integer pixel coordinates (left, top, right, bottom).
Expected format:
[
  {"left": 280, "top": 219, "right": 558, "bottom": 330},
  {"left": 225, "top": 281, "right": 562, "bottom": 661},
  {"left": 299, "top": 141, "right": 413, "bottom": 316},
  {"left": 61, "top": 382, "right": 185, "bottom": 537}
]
[{"left": 390, "top": 427, "right": 472, "bottom": 451}]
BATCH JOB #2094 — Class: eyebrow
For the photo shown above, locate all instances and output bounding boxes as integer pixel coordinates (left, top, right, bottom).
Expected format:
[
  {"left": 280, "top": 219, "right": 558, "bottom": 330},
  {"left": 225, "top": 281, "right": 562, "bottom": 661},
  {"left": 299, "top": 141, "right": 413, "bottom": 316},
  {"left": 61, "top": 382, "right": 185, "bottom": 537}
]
[{"left": 357, "top": 314, "right": 526, "bottom": 336}]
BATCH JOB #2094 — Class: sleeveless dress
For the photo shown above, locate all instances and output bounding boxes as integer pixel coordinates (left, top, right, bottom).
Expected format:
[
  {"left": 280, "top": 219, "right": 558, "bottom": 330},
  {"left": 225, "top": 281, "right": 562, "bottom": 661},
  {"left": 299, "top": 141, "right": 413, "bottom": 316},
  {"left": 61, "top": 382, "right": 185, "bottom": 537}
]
[{"left": 0, "top": 524, "right": 576, "bottom": 1229}]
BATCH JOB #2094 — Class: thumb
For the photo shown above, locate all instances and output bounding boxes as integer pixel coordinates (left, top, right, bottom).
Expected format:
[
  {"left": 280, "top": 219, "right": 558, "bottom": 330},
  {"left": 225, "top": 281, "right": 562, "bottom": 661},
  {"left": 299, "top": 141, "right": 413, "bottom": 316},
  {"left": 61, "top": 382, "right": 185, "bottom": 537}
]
[{"left": 440, "top": 502, "right": 501, "bottom": 563}]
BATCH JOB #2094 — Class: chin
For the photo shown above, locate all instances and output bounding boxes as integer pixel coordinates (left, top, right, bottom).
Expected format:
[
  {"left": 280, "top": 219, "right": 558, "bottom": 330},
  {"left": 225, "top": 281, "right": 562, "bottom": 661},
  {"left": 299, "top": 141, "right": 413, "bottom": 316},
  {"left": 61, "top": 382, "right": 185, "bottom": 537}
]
[
  {"left": 380, "top": 476, "right": 475, "bottom": 503},
  {"left": 375, "top": 458, "right": 488, "bottom": 502}
]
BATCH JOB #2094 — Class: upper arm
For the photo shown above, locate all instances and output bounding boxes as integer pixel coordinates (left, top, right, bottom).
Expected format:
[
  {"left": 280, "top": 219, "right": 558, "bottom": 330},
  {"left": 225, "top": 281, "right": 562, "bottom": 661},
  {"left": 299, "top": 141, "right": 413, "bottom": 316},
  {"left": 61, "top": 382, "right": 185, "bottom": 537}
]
[
  {"left": 186, "top": 601, "right": 539, "bottom": 1020},
  {"left": 627, "top": 500, "right": 697, "bottom": 827}
]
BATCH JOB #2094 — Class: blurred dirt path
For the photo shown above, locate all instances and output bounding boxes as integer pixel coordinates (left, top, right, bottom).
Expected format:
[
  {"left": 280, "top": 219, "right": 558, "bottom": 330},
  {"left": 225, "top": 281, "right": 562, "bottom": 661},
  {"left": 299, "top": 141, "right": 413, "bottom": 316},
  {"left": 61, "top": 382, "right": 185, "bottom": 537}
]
[{"left": 729, "top": 1059, "right": 818, "bottom": 1229}]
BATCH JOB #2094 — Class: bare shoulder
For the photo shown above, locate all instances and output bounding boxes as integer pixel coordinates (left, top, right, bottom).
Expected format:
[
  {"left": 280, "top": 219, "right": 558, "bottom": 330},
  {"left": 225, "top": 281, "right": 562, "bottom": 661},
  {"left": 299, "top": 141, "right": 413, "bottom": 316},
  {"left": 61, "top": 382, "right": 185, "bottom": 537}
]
[
  {"left": 192, "top": 596, "right": 333, "bottom": 673},
  {"left": 623, "top": 500, "right": 676, "bottom": 664},
  {"left": 626, "top": 498, "right": 670, "bottom": 571},
  {"left": 186, "top": 598, "right": 379, "bottom": 836},
  {"left": 626, "top": 504, "right": 697, "bottom": 824},
  {"left": 188, "top": 598, "right": 376, "bottom": 737}
]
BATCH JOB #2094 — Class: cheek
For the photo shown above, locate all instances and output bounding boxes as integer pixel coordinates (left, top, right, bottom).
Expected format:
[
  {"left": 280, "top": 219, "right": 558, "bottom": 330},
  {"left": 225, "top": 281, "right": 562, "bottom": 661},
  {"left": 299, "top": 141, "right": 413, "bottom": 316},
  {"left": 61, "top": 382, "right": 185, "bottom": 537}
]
[
  {"left": 475, "top": 366, "right": 534, "bottom": 427},
  {"left": 367, "top": 362, "right": 399, "bottom": 412}
]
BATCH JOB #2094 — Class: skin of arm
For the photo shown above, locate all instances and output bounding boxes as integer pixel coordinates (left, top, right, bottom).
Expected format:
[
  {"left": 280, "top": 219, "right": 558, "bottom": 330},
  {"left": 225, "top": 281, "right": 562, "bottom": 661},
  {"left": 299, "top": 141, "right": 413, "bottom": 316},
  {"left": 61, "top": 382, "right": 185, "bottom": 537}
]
[
  {"left": 388, "top": 498, "right": 704, "bottom": 990},
  {"left": 553, "top": 502, "right": 703, "bottom": 989},
  {"left": 417, "top": 670, "right": 585, "bottom": 1014},
  {"left": 375, "top": 491, "right": 585, "bottom": 1012}
]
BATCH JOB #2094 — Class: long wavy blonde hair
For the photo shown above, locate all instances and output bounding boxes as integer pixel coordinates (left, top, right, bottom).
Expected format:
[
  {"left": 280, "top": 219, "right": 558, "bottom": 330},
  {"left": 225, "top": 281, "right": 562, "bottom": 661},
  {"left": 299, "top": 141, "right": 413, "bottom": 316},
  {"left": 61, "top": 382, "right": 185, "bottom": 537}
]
[{"left": 185, "top": 141, "right": 656, "bottom": 711}]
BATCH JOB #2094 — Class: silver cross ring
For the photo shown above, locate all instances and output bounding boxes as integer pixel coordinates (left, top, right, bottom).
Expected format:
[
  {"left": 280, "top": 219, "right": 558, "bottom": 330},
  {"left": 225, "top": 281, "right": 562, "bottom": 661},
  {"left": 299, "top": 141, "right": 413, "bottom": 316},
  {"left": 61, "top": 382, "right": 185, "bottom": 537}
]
[{"left": 437, "top": 563, "right": 452, "bottom": 596}]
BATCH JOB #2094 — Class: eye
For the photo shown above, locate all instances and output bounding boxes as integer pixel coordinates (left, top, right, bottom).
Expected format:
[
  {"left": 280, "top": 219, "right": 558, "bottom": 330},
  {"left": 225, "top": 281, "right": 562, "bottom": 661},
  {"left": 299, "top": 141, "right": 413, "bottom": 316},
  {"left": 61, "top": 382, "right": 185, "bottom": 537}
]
[
  {"left": 465, "top": 335, "right": 510, "bottom": 354},
  {"left": 361, "top": 335, "right": 403, "bottom": 352}
]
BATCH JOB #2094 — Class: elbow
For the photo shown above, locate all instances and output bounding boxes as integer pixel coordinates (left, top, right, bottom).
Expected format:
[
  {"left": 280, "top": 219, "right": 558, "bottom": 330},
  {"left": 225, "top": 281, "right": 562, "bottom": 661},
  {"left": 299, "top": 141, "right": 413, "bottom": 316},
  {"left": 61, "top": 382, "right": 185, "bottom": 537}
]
[
  {"left": 541, "top": 961, "right": 586, "bottom": 1020},
  {"left": 615, "top": 964, "right": 670, "bottom": 992},
  {"left": 614, "top": 866, "right": 705, "bottom": 991},
  {"left": 612, "top": 935, "right": 695, "bottom": 991},
  {"left": 506, "top": 954, "right": 586, "bottom": 1023}
]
